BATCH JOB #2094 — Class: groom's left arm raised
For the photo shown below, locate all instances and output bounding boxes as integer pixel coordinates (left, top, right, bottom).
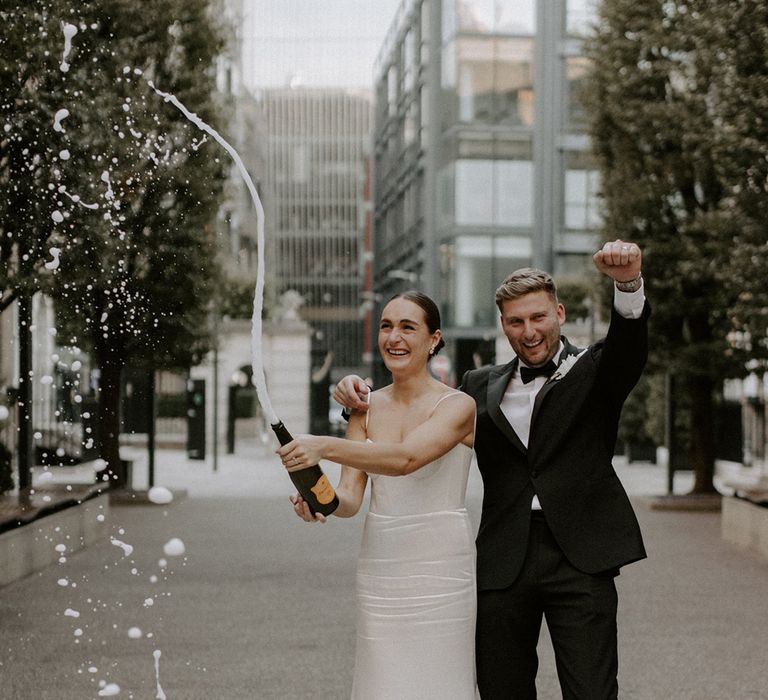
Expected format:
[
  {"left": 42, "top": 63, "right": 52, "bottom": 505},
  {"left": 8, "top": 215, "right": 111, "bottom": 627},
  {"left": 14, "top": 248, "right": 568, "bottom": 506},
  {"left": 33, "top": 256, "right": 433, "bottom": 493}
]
[{"left": 592, "top": 239, "right": 649, "bottom": 403}]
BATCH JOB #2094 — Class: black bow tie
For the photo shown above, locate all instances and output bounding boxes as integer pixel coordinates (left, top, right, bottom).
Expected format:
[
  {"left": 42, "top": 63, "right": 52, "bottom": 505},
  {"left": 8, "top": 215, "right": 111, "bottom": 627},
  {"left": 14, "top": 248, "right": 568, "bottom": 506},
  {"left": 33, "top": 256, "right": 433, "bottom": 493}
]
[{"left": 520, "top": 360, "right": 557, "bottom": 384}]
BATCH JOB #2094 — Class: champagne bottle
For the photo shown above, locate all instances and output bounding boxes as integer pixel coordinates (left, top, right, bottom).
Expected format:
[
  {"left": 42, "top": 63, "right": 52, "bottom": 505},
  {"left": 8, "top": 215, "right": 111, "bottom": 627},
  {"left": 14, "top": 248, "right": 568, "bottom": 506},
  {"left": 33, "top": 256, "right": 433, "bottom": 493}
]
[{"left": 271, "top": 422, "right": 339, "bottom": 516}]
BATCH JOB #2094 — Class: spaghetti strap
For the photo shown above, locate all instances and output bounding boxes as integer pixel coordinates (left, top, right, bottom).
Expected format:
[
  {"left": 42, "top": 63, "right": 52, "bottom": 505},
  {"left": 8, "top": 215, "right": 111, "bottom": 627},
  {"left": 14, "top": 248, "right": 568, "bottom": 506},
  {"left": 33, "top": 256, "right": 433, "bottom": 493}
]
[
  {"left": 430, "top": 391, "right": 463, "bottom": 414},
  {"left": 364, "top": 391, "right": 372, "bottom": 430}
]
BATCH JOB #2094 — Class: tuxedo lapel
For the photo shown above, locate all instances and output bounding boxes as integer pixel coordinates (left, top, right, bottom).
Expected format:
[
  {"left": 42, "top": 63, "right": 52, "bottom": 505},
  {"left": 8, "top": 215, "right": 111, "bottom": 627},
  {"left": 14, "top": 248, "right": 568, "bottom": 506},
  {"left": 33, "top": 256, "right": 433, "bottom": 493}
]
[
  {"left": 487, "top": 360, "right": 528, "bottom": 454},
  {"left": 530, "top": 377, "right": 557, "bottom": 429},
  {"left": 530, "top": 341, "right": 581, "bottom": 427},
  {"left": 529, "top": 339, "right": 591, "bottom": 459}
]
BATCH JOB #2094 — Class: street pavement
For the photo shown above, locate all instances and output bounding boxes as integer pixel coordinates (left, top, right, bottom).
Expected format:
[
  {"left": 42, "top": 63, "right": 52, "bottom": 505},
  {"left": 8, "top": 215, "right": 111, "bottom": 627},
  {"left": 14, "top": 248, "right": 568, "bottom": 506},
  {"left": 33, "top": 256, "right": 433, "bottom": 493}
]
[{"left": 1, "top": 441, "right": 767, "bottom": 699}]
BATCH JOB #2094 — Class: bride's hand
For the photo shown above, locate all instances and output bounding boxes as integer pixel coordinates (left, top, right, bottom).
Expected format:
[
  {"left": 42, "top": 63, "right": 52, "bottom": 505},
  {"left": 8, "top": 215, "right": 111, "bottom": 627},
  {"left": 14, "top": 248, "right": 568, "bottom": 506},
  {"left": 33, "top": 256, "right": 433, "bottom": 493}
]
[
  {"left": 277, "top": 435, "right": 325, "bottom": 470},
  {"left": 289, "top": 493, "right": 327, "bottom": 523}
]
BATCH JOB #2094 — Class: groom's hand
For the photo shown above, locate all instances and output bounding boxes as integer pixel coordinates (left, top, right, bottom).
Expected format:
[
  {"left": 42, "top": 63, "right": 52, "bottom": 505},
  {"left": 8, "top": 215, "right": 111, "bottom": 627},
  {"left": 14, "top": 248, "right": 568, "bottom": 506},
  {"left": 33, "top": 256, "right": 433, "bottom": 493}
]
[
  {"left": 333, "top": 375, "right": 370, "bottom": 413},
  {"left": 593, "top": 239, "right": 642, "bottom": 282}
]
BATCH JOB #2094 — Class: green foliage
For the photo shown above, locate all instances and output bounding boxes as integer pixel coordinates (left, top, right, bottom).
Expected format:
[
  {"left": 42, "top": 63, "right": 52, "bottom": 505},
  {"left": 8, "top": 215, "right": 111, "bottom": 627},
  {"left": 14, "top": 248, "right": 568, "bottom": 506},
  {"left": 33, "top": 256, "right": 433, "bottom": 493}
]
[
  {"left": 1, "top": 0, "right": 229, "bottom": 370},
  {"left": 1, "top": 1, "right": 230, "bottom": 483},
  {"left": 618, "top": 373, "right": 653, "bottom": 447},
  {"left": 218, "top": 277, "right": 257, "bottom": 320},
  {"left": 583, "top": 0, "right": 768, "bottom": 373},
  {"left": 694, "top": 1, "right": 768, "bottom": 363},
  {"left": 0, "top": 3, "right": 65, "bottom": 301},
  {"left": 582, "top": 0, "right": 768, "bottom": 491},
  {"left": 216, "top": 272, "right": 278, "bottom": 321},
  {"left": 585, "top": 2, "right": 724, "bottom": 372},
  {"left": 618, "top": 371, "right": 689, "bottom": 457},
  {"left": 554, "top": 276, "right": 594, "bottom": 323}
]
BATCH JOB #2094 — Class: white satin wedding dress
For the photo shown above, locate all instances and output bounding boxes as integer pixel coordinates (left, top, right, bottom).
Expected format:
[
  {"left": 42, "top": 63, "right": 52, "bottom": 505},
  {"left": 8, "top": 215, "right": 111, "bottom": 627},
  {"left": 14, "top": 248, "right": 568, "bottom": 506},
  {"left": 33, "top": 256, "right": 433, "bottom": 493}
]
[{"left": 351, "top": 393, "right": 477, "bottom": 699}]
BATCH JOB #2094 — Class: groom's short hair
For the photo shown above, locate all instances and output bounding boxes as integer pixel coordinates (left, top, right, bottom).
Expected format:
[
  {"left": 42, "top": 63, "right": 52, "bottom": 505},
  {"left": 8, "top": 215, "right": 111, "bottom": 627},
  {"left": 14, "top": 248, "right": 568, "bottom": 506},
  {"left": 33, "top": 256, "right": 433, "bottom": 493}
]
[{"left": 495, "top": 268, "right": 558, "bottom": 311}]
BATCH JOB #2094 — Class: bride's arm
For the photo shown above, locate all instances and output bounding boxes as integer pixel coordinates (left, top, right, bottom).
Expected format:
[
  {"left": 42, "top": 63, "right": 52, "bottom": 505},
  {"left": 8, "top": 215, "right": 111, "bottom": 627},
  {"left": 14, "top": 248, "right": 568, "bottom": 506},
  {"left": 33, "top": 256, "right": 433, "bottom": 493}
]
[
  {"left": 290, "top": 412, "right": 368, "bottom": 522},
  {"left": 279, "top": 393, "right": 475, "bottom": 478}
]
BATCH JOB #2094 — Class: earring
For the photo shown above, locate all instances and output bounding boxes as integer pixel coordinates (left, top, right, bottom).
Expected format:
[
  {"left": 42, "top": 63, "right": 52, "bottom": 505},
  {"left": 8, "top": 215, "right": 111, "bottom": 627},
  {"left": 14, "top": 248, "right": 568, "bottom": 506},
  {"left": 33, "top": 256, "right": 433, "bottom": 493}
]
[{"left": 429, "top": 347, "right": 435, "bottom": 355}]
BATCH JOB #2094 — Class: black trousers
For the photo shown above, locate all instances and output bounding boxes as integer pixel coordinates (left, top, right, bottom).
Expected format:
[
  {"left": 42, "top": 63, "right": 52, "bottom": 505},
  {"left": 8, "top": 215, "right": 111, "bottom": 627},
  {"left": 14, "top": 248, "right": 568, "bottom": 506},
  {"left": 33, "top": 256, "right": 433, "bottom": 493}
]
[{"left": 476, "top": 511, "right": 619, "bottom": 700}]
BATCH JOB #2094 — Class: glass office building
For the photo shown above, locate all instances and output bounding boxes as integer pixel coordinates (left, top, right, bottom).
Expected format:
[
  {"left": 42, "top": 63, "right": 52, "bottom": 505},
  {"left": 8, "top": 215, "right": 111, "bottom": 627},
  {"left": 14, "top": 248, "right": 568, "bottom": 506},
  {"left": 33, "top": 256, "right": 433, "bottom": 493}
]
[{"left": 372, "top": 0, "right": 600, "bottom": 382}]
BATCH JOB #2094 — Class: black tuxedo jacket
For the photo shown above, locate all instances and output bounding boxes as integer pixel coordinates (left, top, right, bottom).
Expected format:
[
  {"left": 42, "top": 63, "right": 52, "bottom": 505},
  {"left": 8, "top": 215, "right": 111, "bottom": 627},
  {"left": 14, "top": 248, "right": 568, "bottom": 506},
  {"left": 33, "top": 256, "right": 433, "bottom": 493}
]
[{"left": 461, "top": 304, "right": 650, "bottom": 592}]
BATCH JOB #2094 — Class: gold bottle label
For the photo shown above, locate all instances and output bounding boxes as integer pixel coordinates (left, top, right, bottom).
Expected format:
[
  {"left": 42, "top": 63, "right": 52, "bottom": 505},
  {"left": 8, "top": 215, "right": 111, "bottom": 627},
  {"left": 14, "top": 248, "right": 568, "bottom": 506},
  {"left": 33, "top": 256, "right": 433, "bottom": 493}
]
[{"left": 311, "top": 474, "right": 335, "bottom": 505}]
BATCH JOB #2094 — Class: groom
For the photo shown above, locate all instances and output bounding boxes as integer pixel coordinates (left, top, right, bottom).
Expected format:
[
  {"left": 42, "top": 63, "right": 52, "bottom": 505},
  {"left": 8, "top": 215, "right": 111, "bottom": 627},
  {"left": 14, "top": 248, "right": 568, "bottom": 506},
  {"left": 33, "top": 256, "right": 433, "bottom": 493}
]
[{"left": 334, "top": 240, "right": 648, "bottom": 698}]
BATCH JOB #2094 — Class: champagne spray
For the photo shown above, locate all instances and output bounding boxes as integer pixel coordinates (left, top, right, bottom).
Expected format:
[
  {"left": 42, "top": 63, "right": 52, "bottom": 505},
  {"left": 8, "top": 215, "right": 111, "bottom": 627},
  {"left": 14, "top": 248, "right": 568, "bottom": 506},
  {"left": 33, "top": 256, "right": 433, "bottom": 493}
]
[{"left": 151, "top": 82, "right": 338, "bottom": 515}]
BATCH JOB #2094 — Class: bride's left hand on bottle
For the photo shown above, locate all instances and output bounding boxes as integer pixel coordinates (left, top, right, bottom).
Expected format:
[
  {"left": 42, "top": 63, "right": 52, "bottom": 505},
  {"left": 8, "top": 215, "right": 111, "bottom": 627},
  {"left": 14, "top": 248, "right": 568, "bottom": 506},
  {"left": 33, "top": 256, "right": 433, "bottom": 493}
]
[{"left": 289, "top": 493, "right": 327, "bottom": 523}]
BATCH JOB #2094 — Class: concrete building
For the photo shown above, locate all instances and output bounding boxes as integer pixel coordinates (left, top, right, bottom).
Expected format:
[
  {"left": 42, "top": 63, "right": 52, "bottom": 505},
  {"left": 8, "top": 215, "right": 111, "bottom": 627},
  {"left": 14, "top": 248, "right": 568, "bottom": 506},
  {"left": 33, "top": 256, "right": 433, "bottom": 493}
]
[
  {"left": 257, "top": 88, "right": 373, "bottom": 380},
  {"left": 370, "top": 0, "right": 602, "bottom": 383}
]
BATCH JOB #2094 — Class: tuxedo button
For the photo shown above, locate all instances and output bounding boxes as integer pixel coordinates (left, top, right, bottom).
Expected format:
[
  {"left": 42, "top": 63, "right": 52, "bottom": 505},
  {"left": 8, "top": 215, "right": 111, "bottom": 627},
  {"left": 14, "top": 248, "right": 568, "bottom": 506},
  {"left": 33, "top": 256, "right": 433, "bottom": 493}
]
[{"left": 531, "top": 470, "right": 539, "bottom": 478}]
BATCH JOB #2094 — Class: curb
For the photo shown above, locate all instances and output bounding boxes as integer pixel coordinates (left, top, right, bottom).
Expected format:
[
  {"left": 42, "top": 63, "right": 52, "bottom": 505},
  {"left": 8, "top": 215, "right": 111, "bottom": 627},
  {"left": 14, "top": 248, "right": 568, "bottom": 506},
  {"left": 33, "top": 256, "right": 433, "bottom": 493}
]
[{"left": 636, "top": 493, "right": 722, "bottom": 512}]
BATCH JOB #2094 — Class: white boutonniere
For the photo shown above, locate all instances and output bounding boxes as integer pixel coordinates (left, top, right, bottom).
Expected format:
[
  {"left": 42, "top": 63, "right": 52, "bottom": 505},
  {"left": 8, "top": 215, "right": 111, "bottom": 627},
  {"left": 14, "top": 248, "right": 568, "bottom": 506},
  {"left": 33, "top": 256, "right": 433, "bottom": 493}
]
[{"left": 547, "top": 349, "right": 588, "bottom": 384}]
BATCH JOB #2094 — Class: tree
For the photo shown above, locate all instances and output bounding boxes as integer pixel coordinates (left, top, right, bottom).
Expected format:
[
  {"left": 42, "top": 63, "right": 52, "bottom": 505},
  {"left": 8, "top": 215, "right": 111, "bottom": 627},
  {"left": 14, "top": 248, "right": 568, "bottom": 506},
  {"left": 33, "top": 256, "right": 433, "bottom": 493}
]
[
  {"left": 0, "top": 2, "right": 70, "bottom": 309},
  {"left": 1, "top": 0, "right": 229, "bottom": 487},
  {"left": 692, "top": 1, "right": 768, "bottom": 365},
  {"left": 581, "top": 1, "right": 760, "bottom": 493}
]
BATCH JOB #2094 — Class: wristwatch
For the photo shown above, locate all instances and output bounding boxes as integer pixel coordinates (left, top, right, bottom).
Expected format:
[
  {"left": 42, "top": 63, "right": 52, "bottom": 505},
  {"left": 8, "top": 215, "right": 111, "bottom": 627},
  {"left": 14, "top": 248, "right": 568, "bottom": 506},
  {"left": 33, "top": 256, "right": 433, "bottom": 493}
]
[{"left": 615, "top": 274, "right": 643, "bottom": 293}]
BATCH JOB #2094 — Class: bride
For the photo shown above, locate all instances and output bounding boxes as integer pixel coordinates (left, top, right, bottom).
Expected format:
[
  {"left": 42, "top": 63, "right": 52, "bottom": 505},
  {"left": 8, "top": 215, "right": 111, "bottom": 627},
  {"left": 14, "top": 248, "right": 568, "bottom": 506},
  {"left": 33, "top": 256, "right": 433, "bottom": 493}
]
[{"left": 278, "top": 291, "right": 477, "bottom": 699}]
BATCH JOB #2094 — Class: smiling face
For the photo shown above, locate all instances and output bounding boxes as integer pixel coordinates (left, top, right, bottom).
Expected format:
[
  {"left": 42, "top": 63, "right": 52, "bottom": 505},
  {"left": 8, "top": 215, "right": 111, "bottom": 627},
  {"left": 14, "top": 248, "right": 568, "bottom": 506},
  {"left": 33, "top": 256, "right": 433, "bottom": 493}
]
[
  {"left": 499, "top": 290, "right": 565, "bottom": 367},
  {"left": 378, "top": 298, "right": 441, "bottom": 373}
]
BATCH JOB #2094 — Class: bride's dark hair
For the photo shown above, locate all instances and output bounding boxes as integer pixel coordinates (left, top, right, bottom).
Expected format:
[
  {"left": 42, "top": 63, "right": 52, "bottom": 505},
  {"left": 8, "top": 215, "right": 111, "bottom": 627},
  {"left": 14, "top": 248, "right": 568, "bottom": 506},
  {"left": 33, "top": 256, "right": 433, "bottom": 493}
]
[{"left": 386, "top": 290, "right": 446, "bottom": 356}]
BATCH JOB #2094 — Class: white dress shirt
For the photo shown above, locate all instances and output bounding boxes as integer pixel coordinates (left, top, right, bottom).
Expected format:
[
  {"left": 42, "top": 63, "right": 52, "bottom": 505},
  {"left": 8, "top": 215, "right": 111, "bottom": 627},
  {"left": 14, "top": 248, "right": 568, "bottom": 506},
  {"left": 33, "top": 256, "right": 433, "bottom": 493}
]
[{"left": 500, "top": 283, "right": 645, "bottom": 510}]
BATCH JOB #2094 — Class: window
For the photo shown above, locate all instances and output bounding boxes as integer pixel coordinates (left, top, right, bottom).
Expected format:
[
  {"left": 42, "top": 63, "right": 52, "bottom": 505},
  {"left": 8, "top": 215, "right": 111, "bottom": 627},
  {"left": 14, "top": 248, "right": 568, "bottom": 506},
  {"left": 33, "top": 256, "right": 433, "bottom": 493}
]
[
  {"left": 455, "top": 159, "right": 533, "bottom": 227},
  {"left": 454, "top": 236, "right": 494, "bottom": 326},
  {"left": 437, "top": 163, "right": 456, "bottom": 228},
  {"left": 442, "top": 0, "right": 457, "bottom": 41},
  {"left": 455, "top": 0, "right": 535, "bottom": 34},
  {"left": 564, "top": 152, "right": 602, "bottom": 230},
  {"left": 449, "top": 37, "right": 534, "bottom": 126},
  {"left": 457, "top": 38, "right": 494, "bottom": 122},
  {"left": 455, "top": 161, "right": 493, "bottom": 225},
  {"left": 495, "top": 160, "right": 534, "bottom": 226},
  {"left": 403, "top": 29, "right": 416, "bottom": 93},
  {"left": 441, "top": 40, "right": 457, "bottom": 129},
  {"left": 444, "top": 235, "right": 532, "bottom": 327},
  {"left": 403, "top": 99, "right": 418, "bottom": 147},
  {"left": 565, "top": 0, "right": 599, "bottom": 37},
  {"left": 554, "top": 252, "right": 592, "bottom": 276},
  {"left": 564, "top": 56, "right": 591, "bottom": 128},
  {"left": 496, "top": 0, "right": 535, "bottom": 34},
  {"left": 458, "top": 0, "right": 494, "bottom": 32},
  {"left": 376, "top": 77, "right": 389, "bottom": 124},
  {"left": 388, "top": 65, "right": 398, "bottom": 116},
  {"left": 495, "top": 38, "right": 535, "bottom": 126}
]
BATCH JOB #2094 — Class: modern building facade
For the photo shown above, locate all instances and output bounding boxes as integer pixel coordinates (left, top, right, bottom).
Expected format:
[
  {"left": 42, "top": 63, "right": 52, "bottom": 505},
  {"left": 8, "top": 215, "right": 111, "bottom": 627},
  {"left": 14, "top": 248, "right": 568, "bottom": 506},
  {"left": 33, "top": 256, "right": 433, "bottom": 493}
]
[
  {"left": 216, "top": 0, "right": 265, "bottom": 283},
  {"left": 371, "top": 0, "right": 601, "bottom": 383},
  {"left": 258, "top": 88, "right": 373, "bottom": 376}
]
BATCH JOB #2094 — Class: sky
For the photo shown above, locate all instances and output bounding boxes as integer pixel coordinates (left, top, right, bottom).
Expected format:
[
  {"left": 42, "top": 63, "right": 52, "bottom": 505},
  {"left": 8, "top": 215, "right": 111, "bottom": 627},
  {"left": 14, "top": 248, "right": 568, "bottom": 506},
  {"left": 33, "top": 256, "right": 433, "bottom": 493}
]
[{"left": 239, "top": 0, "right": 404, "bottom": 89}]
